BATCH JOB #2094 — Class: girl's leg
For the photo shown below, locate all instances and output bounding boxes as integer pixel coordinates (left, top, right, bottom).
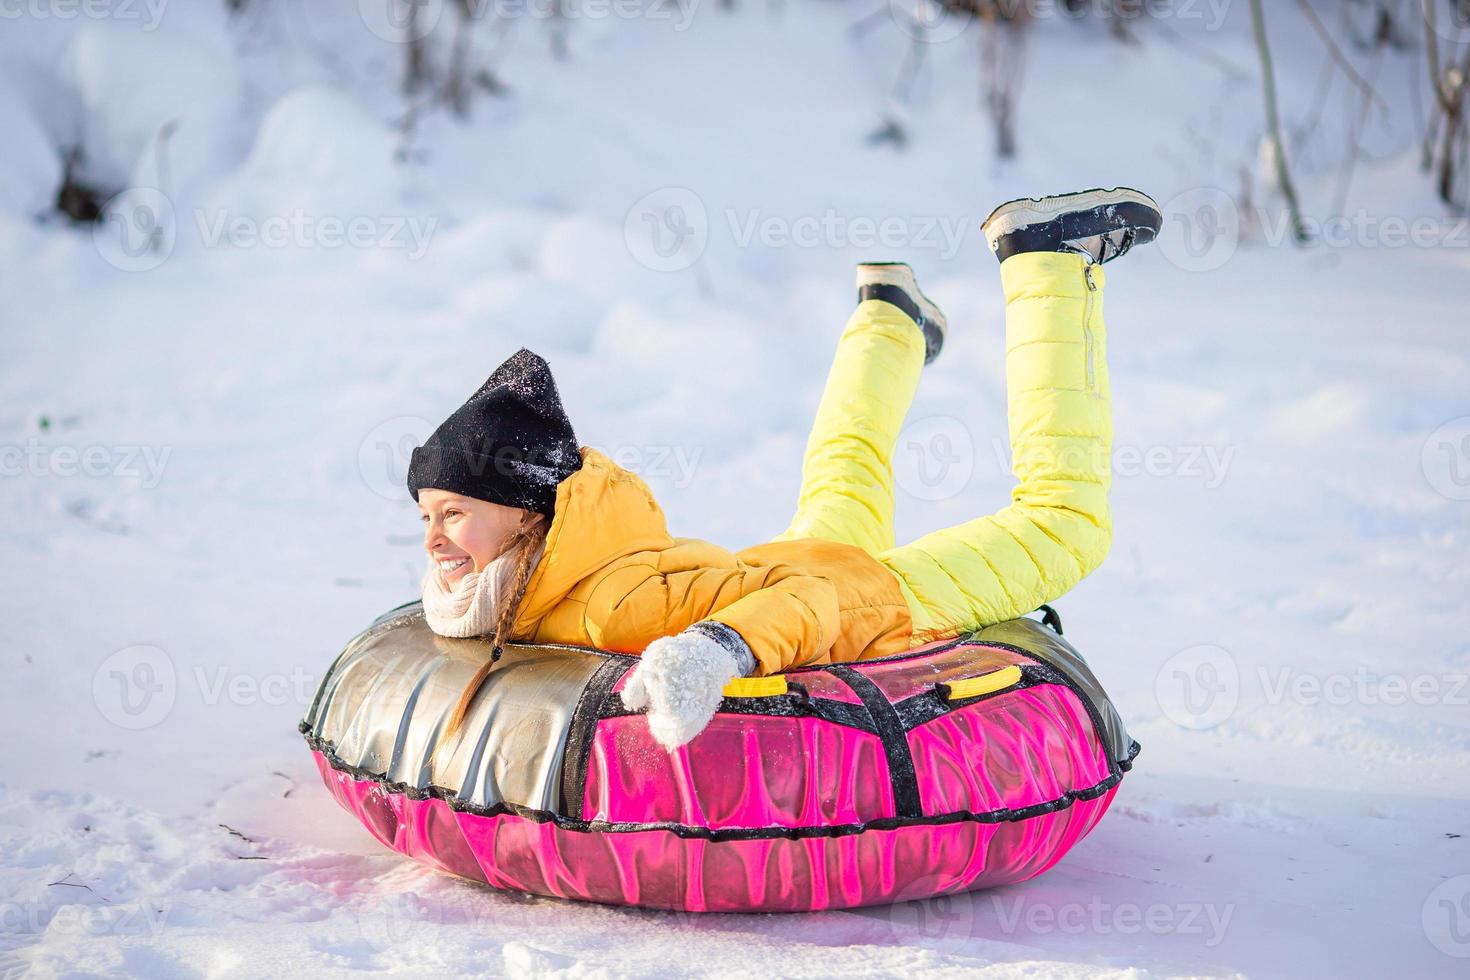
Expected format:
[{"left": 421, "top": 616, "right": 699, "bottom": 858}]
[
  {"left": 878, "top": 251, "right": 1113, "bottom": 638},
  {"left": 771, "top": 297, "right": 926, "bottom": 555}
]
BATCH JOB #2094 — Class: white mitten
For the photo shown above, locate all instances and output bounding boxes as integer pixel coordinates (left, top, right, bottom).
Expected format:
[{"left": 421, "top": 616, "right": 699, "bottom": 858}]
[{"left": 621, "top": 622, "right": 757, "bottom": 751}]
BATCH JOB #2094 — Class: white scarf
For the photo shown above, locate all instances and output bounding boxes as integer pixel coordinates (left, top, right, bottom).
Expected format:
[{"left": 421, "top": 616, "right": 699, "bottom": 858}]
[{"left": 420, "top": 540, "right": 545, "bottom": 639}]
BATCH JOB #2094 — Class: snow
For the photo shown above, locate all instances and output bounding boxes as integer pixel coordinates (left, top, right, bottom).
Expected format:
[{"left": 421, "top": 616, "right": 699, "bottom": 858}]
[
  {"left": 0, "top": 84, "right": 61, "bottom": 218},
  {"left": 2, "top": 2, "right": 1468, "bottom": 978},
  {"left": 201, "top": 86, "right": 402, "bottom": 222}
]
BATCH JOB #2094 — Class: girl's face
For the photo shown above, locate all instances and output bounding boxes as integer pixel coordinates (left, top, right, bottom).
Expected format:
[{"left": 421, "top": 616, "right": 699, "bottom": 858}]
[{"left": 418, "top": 489, "right": 528, "bottom": 587}]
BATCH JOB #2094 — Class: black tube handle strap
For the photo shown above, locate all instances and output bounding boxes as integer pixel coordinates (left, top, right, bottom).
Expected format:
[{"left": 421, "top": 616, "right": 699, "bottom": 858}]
[{"left": 827, "top": 665, "right": 924, "bottom": 819}]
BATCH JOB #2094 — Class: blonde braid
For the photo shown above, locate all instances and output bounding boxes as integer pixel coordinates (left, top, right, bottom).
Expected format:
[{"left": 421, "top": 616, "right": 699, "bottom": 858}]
[{"left": 436, "top": 511, "right": 548, "bottom": 748}]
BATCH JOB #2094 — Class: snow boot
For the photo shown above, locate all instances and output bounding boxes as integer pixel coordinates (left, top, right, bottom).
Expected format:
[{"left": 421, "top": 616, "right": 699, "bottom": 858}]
[
  {"left": 982, "top": 187, "right": 1162, "bottom": 266},
  {"left": 855, "top": 262, "right": 946, "bottom": 365}
]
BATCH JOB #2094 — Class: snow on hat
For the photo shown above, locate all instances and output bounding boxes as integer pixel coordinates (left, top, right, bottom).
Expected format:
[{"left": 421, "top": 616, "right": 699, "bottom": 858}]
[{"left": 407, "top": 348, "right": 582, "bottom": 517}]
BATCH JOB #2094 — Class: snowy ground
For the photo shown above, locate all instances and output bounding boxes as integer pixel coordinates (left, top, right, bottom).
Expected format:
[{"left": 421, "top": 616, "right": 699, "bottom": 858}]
[{"left": 2, "top": 2, "right": 1468, "bottom": 978}]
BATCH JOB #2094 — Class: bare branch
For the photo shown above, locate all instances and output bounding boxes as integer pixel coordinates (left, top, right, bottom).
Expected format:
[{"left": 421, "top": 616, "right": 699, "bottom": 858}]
[
  {"left": 1249, "top": 0, "right": 1310, "bottom": 243},
  {"left": 1295, "top": 0, "right": 1388, "bottom": 113}
]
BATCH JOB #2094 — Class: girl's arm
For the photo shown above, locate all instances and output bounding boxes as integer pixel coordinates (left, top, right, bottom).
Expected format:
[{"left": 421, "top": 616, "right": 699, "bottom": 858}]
[{"left": 583, "top": 563, "right": 842, "bottom": 676}]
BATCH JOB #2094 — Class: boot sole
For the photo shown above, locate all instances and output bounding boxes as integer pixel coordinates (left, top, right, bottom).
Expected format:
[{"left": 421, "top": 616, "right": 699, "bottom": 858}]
[{"left": 981, "top": 186, "right": 1161, "bottom": 242}]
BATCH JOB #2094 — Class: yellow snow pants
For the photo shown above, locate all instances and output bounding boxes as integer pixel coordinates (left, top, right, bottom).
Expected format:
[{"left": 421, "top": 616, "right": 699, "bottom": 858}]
[{"left": 772, "top": 251, "right": 1113, "bottom": 641}]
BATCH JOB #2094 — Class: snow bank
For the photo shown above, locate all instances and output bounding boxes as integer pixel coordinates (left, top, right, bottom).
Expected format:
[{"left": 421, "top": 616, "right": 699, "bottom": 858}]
[
  {"left": 0, "top": 84, "right": 61, "bottom": 217},
  {"left": 61, "top": 19, "right": 241, "bottom": 198},
  {"left": 203, "top": 86, "right": 401, "bottom": 221}
]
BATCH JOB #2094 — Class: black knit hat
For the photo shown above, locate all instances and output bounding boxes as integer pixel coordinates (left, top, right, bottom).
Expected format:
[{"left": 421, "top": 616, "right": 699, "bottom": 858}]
[{"left": 407, "top": 348, "right": 582, "bottom": 517}]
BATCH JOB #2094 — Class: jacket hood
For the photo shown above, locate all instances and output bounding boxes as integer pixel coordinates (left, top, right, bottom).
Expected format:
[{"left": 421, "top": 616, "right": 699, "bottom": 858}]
[{"left": 513, "top": 447, "right": 675, "bottom": 629}]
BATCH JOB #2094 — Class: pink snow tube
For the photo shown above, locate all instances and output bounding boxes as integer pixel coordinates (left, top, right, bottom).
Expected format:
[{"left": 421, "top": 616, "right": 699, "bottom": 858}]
[{"left": 301, "top": 602, "right": 1138, "bottom": 912}]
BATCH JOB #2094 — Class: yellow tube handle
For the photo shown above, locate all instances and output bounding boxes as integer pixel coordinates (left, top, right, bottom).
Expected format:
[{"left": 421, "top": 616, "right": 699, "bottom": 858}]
[
  {"left": 722, "top": 676, "right": 789, "bottom": 698},
  {"left": 940, "top": 665, "right": 1024, "bottom": 701}
]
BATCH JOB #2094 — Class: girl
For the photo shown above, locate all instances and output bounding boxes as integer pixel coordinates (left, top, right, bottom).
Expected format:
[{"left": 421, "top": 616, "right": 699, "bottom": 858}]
[{"left": 410, "top": 187, "right": 1162, "bottom": 751}]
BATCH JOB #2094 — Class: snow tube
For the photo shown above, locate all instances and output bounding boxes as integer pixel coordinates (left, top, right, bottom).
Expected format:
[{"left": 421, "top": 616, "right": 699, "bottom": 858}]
[{"left": 300, "top": 601, "right": 1139, "bottom": 912}]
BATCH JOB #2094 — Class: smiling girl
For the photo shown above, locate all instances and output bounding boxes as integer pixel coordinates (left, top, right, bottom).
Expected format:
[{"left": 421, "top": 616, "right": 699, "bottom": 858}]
[{"left": 407, "top": 186, "right": 1161, "bottom": 751}]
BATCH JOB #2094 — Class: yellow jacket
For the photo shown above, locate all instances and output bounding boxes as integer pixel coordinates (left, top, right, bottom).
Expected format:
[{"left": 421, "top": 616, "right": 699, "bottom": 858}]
[{"left": 511, "top": 448, "right": 914, "bottom": 675}]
